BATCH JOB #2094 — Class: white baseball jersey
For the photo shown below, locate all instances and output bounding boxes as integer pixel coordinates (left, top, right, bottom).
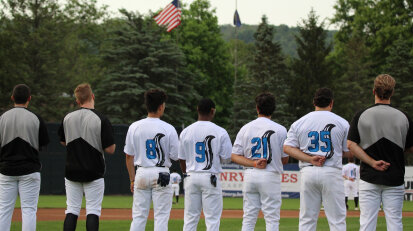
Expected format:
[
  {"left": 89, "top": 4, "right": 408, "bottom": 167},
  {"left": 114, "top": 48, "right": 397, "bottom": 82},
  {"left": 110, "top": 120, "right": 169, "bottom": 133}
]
[
  {"left": 284, "top": 111, "right": 350, "bottom": 169},
  {"left": 232, "top": 117, "right": 288, "bottom": 173},
  {"left": 124, "top": 117, "right": 179, "bottom": 167},
  {"left": 342, "top": 163, "right": 359, "bottom": 180},
  {"left": 179, "top": 121, "right": 232, "bottom": 174},
  {"left": 170, "top": 172, "right": 182, "bottom": 184}
]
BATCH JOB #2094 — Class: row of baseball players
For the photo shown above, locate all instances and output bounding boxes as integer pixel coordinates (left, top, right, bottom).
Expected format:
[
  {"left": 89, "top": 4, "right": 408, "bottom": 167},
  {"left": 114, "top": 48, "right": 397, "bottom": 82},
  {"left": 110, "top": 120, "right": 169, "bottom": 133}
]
[{"left": 0, "top": 73, "right": 411, "bottom": 231}]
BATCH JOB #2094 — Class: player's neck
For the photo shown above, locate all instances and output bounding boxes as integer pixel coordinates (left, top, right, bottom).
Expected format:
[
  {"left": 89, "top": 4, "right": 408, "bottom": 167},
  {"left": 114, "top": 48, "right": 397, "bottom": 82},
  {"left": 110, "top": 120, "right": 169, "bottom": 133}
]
[
  {"left": 315, "top": 107, "right": 331, "bottom": 111},
  {"left": 147, "top": 112, "right": 161, "bottom": 118},
  {"left": 14, "top": 102, "right": 29, "bottom": 108},
  {"left": 258, "top": 114, "right": 271, "bottom": 119},
  {"left": 198, "top": 115, "right": 212, "bottom": 121},
  {"left": 374, "top": 95, "right": 391, "bottom": 104},
  {"left": 80, "top": 101, "right": 94, "bottom": 109}
]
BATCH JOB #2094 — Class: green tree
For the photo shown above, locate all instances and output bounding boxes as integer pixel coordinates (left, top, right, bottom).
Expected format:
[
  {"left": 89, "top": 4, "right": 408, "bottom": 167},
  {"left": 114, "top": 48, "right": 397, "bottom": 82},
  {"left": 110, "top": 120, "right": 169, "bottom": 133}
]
[
  {"left": 178, "top": 0, "right": 233, "bottom": 127},
  {"left": 288, "top": 10, "right": 332, "bottom": 119},
  {"left": 383, "top": 37, "right": 413, "bottom": 116},
  {"left": 332, "top": 34, "right": 374, "bottom": 121},
  {"left": 0, "top": 0, "right": 107, "bottom": 120},
  {"left": 96, "top": 10, "right": 198, "bottom": 126},
  {"left": 249, "top": 15, "right": 291, "bottom": 126}
]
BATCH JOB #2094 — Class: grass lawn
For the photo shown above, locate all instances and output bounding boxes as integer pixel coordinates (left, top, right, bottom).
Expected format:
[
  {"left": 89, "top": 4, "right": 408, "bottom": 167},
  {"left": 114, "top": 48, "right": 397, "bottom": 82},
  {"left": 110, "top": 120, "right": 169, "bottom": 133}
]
[
  {"left": 15, "top": 195, "right": 413, "bottom": 211},
  {"left": 11, "top": 217, "right": 413, "bottom": 231}
]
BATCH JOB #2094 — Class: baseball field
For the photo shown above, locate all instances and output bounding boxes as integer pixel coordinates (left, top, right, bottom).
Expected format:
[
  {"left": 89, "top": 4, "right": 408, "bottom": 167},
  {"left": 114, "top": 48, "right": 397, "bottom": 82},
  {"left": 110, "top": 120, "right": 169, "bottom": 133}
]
[{"left": 11, "top": 196, "right": 413, "bottom": 230}]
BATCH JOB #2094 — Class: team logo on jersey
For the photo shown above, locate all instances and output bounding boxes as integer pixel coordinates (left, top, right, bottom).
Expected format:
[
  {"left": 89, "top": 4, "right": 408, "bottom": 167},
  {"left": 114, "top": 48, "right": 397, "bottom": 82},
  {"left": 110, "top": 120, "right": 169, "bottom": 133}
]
[
  {"left": 323, "top": 124, "right": 335, "bottom": 159},
  {"left": 263, "top": 130, "right": 275, "bottom": 164},
  {"left": 154, "top": 133, "right": 166, "bottom": 166},
  {"left": 202, "top": 135, "right": 216, "bottom": 170}
]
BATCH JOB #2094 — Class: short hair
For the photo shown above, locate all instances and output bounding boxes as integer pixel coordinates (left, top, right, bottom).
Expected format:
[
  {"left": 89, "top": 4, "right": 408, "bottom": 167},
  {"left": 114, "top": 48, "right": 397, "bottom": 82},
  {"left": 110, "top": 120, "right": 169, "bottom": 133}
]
[
  {"left": 144, "top": 89, "right": 167, "bottom": 113},
  {"left": 374, "top": 74, "right": 395, "bottom": 100},
  {"left": 348, "top": 157, "right": 354, "bottom": 163},
  {"left": 313, "top": 88, "right": 333, "bottom": 108},
  {"left": 197, "top": 98, "right": 215, "bottom": 116},
  {"left": 74, "top": 83, "right": 93, "bottom": 104},
  {"left": 255, "top": 93, "right": 276, "bottom": 116},
  {"left": 12, "top": 84, "right": 31, "bottom": 104}
]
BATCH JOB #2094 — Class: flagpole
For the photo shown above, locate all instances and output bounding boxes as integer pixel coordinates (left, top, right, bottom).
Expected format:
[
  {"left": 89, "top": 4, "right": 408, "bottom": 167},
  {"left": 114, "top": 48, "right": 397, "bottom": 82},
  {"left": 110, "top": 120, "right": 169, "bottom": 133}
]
[{"left": 233, "top": 0, "right": 239, "bottom": 129}]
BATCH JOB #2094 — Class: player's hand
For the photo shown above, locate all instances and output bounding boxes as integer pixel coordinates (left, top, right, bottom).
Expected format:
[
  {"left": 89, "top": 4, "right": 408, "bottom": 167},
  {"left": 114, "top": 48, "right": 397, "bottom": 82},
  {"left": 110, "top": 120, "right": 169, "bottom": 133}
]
[
  {"left": 130, "top": 181, "right": 134, "bottom": 193},
  {"left": 350, "top": 178, "right": 355, "bottom": 182},
  {"left": 254, "top": 159, "right": 267, "bottom": 169},
  {"left": 310, "top": 156, "right": 326, "bottom": 167},
  {"left": 372, "top": 160, "right": 390, "bottom": 171}
]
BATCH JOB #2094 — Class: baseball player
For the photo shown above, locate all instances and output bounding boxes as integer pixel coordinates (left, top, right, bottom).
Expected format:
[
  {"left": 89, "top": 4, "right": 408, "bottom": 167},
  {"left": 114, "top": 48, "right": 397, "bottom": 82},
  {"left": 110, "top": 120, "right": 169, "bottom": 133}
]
[
  {"left": 0, "top": 84, "right": 49, "bottom": 231},
  {"left": 283, "top": 88, "right": 351, "bottom": 231},
  {"left": 124, "top": 89, "right": 179, "bottom": 231},
  {"left": 170, "top": 171, "right": 181, "bottom": 204},
  {"left": 231, "top": 93, "right": 289, "bottom": 231},
  {"left": 58, "top": 83, "right": 116, "bottom": 231},
  {"left": 179, "top": 98, "right": 232, "bottom": 231},
  {"left": 342, "top": 158, "right": 359, "bottom": 210},
  {"left": 347, "top": 74, "right": 413, "bottom": 231}
]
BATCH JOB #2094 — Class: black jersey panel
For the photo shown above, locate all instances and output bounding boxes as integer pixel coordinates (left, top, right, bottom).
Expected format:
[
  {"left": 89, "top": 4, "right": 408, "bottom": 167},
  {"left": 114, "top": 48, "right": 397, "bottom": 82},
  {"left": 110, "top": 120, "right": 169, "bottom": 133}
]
[
  {"left": 0, "top": 137, "right": 41, "bottom": 176},
  {"left": 65, "top": 138, "right": 105, "bottom": 182},
  {"left": 360, "top": 137, "right": 405, "bottom": 186}
]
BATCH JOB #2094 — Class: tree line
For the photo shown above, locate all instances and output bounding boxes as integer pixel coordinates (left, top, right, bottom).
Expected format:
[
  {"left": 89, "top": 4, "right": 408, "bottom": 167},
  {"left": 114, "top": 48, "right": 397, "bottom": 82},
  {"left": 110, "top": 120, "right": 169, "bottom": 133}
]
[{"left": 1, "top": 0, "right": 412, "bottom": 163}]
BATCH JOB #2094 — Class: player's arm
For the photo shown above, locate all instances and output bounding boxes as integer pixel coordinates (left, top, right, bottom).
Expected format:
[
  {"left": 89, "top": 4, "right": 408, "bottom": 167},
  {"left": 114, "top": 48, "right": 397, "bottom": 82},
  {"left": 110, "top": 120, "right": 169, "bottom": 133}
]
[
  {"left": 125, "top": 154, "right": 135, "bottom": 193},
  {"left": 231, "top": 154, "right": 267, "bottom": 169},
  {"left": 281, "top": 156, "right": 289, "bottom": 165},
  {"left": 406, "top": 146, "right": 413, "bottom": 154},
  {"left": 347, "top": 140, "right": 389, "bottom": 171},
  {"left": 104, "top": 144, "right": 116, "bottom": 154},
  {"left": 283, "top": 145, "right": 325, "bottom": 166},
  {"left": 342, "top": 151, "right": 352, "bottom": 158},
  {"left": 179, "top": 159, "right": 187, "bottom": 174}
]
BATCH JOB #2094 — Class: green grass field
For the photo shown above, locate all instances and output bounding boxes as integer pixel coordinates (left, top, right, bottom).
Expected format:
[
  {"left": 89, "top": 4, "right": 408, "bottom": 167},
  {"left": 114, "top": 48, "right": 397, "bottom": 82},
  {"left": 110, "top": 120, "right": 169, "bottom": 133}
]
[{"left": 12, "top": 195, "right": 413, "bottom": 230}]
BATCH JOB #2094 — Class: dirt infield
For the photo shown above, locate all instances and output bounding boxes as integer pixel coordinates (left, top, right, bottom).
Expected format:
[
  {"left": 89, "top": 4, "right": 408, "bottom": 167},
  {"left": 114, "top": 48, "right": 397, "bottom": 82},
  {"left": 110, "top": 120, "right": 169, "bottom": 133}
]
[{"left": 12, "top": 208, "right": 413, "bottom": 221}]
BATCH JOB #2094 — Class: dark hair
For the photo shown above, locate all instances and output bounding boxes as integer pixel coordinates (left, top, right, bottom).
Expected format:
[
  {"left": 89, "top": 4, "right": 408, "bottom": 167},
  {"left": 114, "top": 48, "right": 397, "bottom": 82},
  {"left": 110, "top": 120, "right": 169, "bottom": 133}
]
[
  {"left": 144, "top": 89, "right": 167, "bottom": 113},
  {"left": 255, "top": 93, "right": 276, "bottom": 116},
  {"left": 348, "top": 157, "right": 354, "bottom": 163},
  {"left": 197, "top": 98, "right": 215, "bottom": 116},
  {"left": 313, "top": 88, "right": 333, "bottom": 108},
  {"left": 12, "top": 84, "right": 31, "bottom": 104}
]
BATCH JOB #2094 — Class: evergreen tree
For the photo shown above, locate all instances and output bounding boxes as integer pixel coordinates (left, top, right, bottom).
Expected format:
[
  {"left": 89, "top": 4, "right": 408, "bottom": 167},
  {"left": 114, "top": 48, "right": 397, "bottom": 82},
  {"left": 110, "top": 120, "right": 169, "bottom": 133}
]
[
  {"left": 289, "top": 10, "right": 332, "bottom": 119},
  {"left": 383, "top": 37, "right": 413, "bottom": 116},
  {"left": 96, "top": 10, "right": 197, "bottom": 126},
  {"left": 249, "top": 15, "right": 291, "bottom": 126},
  {"left": 332, "top": 34, "right": 374, "bottom": 121}
]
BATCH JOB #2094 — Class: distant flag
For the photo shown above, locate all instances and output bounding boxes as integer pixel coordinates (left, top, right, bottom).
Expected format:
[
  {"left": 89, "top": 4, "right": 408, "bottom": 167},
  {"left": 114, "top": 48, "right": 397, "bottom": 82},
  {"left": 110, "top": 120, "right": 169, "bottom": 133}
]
[
  {"left": 233, "top": 10, "right": 241, "bottom": 27},
  {"left": 154, "top": 0, "right": 182, "bottom": 32}
]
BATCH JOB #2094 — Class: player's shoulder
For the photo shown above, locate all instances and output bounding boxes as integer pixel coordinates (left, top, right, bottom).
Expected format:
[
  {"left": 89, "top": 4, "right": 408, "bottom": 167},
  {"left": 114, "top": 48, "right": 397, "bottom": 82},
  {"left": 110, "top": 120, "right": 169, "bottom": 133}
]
[{"left": 330, "top": 112, "right": 350, "bottom": 127}]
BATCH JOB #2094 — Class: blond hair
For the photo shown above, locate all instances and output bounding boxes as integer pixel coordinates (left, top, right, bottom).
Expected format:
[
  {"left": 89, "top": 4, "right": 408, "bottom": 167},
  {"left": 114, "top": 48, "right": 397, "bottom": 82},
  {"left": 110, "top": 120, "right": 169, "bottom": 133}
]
[
  {"left": 74, "top": 83, "right": 93, "bottom": 104},
  {"left": 374, "top": 74, "right": 395, "bottom": 100}
]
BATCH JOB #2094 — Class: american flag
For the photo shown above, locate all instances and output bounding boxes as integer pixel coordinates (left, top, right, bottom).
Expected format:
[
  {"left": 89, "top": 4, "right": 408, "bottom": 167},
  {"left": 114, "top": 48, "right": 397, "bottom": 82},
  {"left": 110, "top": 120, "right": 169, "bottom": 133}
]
[{"left": 154, "top": 0, "right": 181, "bottom": 32}]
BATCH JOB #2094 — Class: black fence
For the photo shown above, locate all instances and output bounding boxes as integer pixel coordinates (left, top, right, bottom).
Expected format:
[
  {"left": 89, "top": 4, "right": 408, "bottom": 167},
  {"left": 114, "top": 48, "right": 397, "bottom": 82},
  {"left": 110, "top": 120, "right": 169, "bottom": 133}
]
[{"left": 39, "top": 123, "right": 182, "bottom": 195}]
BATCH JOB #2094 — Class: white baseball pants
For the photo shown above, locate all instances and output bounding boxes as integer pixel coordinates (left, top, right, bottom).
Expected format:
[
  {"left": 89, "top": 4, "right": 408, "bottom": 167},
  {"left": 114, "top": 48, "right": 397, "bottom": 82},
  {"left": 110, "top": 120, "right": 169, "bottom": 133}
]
[
  {"left": 183, "top": 172, "right": 222, "bottom": 231},
  {"left": 359, "top": 179, "right": 404, "bottom": 231},
  {"left": 65, "top": 178, "right": 104, "bottom": 216},
  {"left": 242, "top": 169, "right": 281, "bottom": 231},
  {"left": 130, "top": 167, "right": 172, "bottom": 231},
  {"left": 172, "top": 184, "right": 180, "bottom": 196},
  {"left": 344, "top": 180, "right": 358, "bottom": 198},
  {"left": 299, "top": 166, "right": 346, "bottom": 231},
  {"left": 0, "top": 172, "right": 40, "bottom": 231}
]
